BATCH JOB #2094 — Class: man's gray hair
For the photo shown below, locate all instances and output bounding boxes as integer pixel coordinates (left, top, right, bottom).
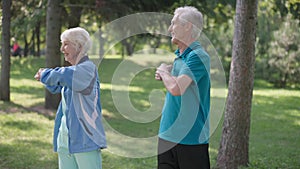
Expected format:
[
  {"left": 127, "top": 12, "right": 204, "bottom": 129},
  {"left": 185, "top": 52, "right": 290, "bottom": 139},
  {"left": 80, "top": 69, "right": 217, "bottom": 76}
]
[{"left": 174, "top": 6, "right": 204, "bottom": 39}]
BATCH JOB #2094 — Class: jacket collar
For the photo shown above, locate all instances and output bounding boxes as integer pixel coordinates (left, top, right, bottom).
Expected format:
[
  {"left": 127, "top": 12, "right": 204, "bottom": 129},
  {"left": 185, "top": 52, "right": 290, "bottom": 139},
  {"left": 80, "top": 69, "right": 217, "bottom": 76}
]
[{"left": 78, "top": 56, "right": 89, "bottom": 64}]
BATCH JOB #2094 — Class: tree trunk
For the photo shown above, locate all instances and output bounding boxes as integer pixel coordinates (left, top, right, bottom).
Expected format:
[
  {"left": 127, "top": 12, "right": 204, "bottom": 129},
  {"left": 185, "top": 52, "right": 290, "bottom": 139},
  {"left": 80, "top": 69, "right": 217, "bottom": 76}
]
[
  {"left": 68, "top": 6, "right": 82, "bottom": 28},
  {"left": 122, "top": 38, "right": 135, "bottom": 56},
  {"left": 216, "top": 0, "right": 258, "bottom": 169},
  {"left": 36, "top": 21, "right": 41, "bottom": 57},
  {"left": 23, "top": 33, "right": 29, "bottom": 57},
  {"left": 62, "top": 4, "right": 82, "bottom": 67},
  {"left": 98, "top": 26, "right": 105, "bottom": 60},
  {"left": 45, "top": 0, "right": 62, "bottom": 109},
  {"left": 0, "top": 0, "right": 12, "bottom": 101},
  {"left": 32, "top": 29, "right": 36, "bottom": 56}
]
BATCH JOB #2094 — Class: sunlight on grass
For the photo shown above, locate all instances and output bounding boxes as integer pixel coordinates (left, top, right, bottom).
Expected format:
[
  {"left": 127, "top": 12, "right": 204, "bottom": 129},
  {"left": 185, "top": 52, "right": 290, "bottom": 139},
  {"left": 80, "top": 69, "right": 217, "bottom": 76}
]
[
  {"left": 10, "top": 78, "right": 44, "bottom": 107},
  {"left": 290, "top": 110, "right": 300, "bottom": 126},
  {"left": 102, "top": 109, "right": 117, "bottom": 119},
  {"left": 211, "top": 87, "right": 227, "bottom": 98},
  {"left": 101, "top": 82, "right": 145, "bottom": 92},
  {"left": 253, "top": 88, "right": 300, "bottom": 97}
]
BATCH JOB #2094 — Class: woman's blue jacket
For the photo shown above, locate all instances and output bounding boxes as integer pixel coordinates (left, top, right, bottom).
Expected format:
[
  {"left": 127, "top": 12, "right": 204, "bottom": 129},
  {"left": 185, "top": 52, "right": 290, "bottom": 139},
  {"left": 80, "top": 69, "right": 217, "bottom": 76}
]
[{"left": 40, "top": 56, "right": 107, "bottom": 153}]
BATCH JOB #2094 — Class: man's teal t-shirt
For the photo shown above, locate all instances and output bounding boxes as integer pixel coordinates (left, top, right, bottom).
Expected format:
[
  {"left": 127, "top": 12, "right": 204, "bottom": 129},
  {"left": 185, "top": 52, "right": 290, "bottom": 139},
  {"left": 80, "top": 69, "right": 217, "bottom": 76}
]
[{"left": 158, "top": 41, "right": 210, "bottom": 145}]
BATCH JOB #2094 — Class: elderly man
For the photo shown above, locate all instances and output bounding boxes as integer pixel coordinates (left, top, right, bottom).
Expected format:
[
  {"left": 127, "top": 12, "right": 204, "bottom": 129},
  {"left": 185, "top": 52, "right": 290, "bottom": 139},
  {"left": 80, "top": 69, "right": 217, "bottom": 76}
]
[{"left": 155, "top": 6, "right": 211, "bottom": 169}]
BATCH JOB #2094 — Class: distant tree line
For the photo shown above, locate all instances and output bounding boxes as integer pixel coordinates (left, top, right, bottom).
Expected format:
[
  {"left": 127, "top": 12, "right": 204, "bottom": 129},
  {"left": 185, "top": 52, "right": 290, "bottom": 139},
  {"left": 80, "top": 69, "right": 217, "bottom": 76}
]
[
  {"left": 2, "top": 0, "right": 299, "bottom": 88},
  {"left": 1, "top": 1, "right": 299, "bottom": 168}
]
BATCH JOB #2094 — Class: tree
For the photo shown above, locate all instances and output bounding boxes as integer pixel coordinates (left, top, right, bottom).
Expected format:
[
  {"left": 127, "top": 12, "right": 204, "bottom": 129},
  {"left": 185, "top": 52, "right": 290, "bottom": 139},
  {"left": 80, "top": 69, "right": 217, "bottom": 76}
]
[
  {"left": 10, "top": 0, "right": 47, "bottom": 57},
  {"left": 267, "top": 14, "right": 300, "bottom": 88},
  {"left": 92, "top": 0, "right": 178, "bottom": 57},
  {"left": 273, "top": 0, "right": 300, "bottom": 20},
  {"left": 216, "top": 0, "right": 258, "bottom": 168},
  {"left": 0, "top": 0, "right": 12, "bottom": 101},
  {"left": 45, "top": 0, "right": 62, "bottom": 109},
  {"left": 66, "top": 1, "right": 83, "bottom": 28}
]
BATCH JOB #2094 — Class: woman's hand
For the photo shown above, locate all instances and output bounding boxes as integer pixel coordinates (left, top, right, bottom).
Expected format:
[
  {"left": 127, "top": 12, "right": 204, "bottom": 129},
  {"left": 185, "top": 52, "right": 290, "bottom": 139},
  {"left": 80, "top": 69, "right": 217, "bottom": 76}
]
[{"left": 34, "top": 68, "right": 44, "bottom": 81}]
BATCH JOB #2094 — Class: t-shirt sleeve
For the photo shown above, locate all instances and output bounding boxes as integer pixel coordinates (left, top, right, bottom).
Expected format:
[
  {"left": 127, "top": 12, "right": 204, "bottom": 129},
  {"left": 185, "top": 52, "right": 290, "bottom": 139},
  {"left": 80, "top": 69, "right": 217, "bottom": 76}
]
[{"left": 178, "top": 52, "right": 210, "bottom": 83}]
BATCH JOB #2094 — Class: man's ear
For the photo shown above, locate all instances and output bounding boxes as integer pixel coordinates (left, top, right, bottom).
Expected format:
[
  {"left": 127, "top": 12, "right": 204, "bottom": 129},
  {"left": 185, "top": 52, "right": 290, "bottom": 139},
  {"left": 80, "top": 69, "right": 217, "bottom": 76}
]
[{"left": 184, "top": 22, "right": 193, "bottom": 31}]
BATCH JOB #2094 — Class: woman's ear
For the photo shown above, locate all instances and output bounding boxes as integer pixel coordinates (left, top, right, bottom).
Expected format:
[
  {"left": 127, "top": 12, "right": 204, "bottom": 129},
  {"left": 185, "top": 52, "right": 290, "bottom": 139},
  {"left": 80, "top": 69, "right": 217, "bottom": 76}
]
[{"left": 78, "top": 44, "right": 82, "bottom": 49}]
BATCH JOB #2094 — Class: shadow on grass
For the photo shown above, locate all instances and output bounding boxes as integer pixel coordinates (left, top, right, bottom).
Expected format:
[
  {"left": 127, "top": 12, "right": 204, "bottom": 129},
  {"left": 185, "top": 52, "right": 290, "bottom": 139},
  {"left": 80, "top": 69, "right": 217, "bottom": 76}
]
[
  {"left": 0, "top": 100, "right": 56, "bottom": 120},
  {"left": 10, "top": 85, "right": 44, "bottom": 99},
  {"left": 0, "top": 140, "right": 57, "bottom": 169},
  {"left": 3, "top": 120, "right": 39, "bottom": 131}
]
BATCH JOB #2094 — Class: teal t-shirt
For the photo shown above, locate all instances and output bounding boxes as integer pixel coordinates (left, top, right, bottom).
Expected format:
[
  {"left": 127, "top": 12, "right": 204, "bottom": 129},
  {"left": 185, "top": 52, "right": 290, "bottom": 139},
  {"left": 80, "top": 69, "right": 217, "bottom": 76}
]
[{"left": 158, "top": 41, "right": 210, "bottom": 145}]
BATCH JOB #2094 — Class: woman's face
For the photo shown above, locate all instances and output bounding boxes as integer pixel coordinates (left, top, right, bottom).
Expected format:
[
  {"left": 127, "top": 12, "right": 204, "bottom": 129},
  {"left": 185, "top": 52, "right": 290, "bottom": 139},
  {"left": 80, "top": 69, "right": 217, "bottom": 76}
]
[{"left": 60, "top": 40, "right": 79, "bottom": 65}]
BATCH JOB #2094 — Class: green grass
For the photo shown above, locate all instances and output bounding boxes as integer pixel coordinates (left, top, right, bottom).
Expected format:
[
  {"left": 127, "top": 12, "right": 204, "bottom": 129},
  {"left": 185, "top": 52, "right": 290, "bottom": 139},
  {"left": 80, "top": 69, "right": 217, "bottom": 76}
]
[
  {"left": 248, "top": 89, "right": 300, "bottom": 169},
  {"left": 0, "top": 56, "right": 299, "bottom": 168},
  {"left": 0, "top": 111, "right": 56, "bottom": 169}
]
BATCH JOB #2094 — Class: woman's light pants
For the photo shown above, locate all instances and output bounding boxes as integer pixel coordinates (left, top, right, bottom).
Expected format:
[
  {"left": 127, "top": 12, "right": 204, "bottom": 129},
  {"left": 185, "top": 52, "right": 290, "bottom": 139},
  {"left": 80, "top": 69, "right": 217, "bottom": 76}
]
[{"left": 58, "top": 149, "right": 102, "bottom": 169}]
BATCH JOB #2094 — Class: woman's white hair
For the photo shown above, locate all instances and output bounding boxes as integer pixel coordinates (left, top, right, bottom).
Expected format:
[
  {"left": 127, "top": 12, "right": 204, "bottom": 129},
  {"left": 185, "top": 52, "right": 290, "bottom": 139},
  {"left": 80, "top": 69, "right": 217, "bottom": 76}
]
[
  {"left": 60, "top": 27, "right": 92, "bottom": 64},
  {"left": 174, "top": 6, "right": 203, "bottom": 39}
]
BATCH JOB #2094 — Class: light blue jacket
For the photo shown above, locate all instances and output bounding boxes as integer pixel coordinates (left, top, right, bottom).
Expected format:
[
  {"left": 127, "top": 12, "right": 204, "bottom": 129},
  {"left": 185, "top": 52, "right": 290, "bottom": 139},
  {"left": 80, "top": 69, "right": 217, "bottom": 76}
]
[{"left": 41, "top": 56, "right": 107, "bottom": 153}]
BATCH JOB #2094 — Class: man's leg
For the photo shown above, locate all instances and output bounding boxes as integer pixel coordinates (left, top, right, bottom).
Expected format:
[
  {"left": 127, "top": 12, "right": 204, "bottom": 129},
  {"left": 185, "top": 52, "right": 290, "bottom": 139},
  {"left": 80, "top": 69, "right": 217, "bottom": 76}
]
[
  {"left": 157, "top": 138, "right": 179, "bottom": 169},
  {"left": 177, "top": 144, "right": 210, "bottom": 169}
]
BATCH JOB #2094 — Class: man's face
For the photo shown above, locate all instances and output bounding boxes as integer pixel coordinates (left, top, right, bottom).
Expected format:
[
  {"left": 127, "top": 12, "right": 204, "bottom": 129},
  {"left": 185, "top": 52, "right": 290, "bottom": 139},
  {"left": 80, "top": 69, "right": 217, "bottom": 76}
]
[{"left": 168, "top": 15, "right": 186, "bottom": 45}]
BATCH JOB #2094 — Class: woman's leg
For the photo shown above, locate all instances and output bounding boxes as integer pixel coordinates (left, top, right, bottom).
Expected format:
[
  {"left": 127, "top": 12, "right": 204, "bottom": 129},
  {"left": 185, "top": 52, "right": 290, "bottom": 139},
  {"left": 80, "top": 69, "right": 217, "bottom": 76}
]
[
  {"left": 74, "top": 150, "right": 102, "bottom": 169},
  {"left": 58, "top": 150, "right": 78, "bottom": 169}
]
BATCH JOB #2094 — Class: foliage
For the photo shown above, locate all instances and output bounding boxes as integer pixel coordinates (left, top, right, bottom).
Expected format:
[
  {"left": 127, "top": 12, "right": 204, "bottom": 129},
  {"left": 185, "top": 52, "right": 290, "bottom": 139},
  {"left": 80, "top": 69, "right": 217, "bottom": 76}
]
[
  {"left": 0, "top": 57, "right": 299, "bottom": 168},
  {"left": 205, "top": 19, "right": 234, "bottom": 80},
  {"left": 10, "top": 0, "right": 47, "bottom": 56},
  {"left": 254, "top": 0, "right": 300, "bottom": 88},
  {"left": 256, "top": 0, "right": 281, "bottom": 60},
  {"left": 2, "top": 0, "right": 300, "bottom": 86},
  {"left": 273, "top": 0, "right": 300, "bottom": 20},
  {"left": 267, "top": 14, "right": 300, "bottom": 88}
]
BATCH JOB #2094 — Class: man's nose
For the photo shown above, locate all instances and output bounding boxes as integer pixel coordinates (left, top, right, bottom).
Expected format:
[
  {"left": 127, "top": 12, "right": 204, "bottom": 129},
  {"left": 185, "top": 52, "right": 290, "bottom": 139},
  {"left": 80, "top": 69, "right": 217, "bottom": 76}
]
[{"left": 168, "top": 25, "right": 172, "bottom": 32}]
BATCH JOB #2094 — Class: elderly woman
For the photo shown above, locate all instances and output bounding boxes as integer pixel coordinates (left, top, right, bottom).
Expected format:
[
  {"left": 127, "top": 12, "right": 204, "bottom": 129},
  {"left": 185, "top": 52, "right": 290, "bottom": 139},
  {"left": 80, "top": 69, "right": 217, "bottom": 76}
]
[{"left": 34, "top": 27, "right": 106, "bottom": 169}]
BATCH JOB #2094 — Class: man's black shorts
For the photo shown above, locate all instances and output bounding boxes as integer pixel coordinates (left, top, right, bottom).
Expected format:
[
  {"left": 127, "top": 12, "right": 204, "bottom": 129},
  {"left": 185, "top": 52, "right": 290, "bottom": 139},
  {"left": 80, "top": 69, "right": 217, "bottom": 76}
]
[{"left": 157, "top": 138, "right": 210, "bottom": 169}]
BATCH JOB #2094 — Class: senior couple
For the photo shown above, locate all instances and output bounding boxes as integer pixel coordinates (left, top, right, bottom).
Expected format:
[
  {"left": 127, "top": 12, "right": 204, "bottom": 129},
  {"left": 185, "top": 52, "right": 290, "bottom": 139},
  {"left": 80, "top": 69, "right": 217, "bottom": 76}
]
[{"left": 35, "top": 6, "right": 210, "bottom": 169}]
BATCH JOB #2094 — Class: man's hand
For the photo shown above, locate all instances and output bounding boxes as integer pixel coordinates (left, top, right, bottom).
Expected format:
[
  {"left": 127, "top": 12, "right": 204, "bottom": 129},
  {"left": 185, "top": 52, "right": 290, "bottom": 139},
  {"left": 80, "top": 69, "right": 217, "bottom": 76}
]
[{"left": 155, "top": 63, "right": 172, "bottom": 81}]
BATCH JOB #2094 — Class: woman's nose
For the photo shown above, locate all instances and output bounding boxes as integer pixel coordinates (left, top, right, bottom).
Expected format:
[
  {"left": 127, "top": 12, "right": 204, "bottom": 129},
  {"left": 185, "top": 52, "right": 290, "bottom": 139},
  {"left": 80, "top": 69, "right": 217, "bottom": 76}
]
[{"left": 60, "top": 45, "right": 64, "bottom": 52}]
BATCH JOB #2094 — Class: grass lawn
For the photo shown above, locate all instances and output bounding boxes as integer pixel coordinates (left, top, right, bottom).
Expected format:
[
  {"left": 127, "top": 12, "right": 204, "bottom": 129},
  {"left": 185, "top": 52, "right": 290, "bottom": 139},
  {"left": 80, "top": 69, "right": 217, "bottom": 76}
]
[{"left": 0, "top": 56, "right": 299, "bottom": 169}]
